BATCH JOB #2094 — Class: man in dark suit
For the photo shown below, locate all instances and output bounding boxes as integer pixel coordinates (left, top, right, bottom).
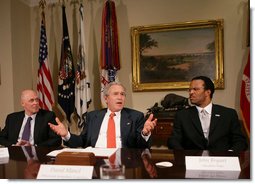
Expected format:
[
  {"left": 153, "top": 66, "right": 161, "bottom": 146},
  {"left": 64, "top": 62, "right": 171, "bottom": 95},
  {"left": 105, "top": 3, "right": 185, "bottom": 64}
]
[
  {"left": 49, "top": 82, "right": 157, "bottom": 148},
  {"left": 168, "top": 76, "right": 247, "bottom": 151},
  {"left": 0, "top": 90, "right": 61, "bottom": 147}
]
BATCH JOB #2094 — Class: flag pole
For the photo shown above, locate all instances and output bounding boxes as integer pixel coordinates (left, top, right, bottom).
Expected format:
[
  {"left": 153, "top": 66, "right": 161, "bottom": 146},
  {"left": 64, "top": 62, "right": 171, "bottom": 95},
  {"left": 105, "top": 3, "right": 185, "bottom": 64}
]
[
  {"left": 59, "top": 0, "right": 69, "bottom": 6},
  {"left": 37, "top": 0, "right": 55, "bottom": 110}
]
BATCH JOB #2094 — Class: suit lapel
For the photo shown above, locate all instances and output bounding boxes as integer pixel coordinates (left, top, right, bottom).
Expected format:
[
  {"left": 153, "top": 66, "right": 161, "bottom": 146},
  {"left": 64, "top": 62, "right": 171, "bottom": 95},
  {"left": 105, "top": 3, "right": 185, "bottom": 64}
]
[
  {"left": 189, "top": 107, "right": 204, "bottom": 137},
  {"left": 15, "top": 112, "right": 25, "bottom": 138},
  {"left": 209, "top": 105, "right": 221, "bottom": 136},
  {"left": 91, "top": 110, "right": 106, "bottom": 145},
  {"left": 34, "top": 110, "right": 42, "bottom": 143},
  {"left": 120, "top": 109, "right": 132, "bottom": 145}
]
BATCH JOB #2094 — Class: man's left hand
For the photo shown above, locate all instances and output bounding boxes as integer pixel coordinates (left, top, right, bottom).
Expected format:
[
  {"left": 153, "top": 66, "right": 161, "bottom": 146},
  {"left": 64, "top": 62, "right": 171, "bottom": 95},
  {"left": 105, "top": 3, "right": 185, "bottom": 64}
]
[{"left": 142, "top": 114, "right": 157, "bottom": 136}]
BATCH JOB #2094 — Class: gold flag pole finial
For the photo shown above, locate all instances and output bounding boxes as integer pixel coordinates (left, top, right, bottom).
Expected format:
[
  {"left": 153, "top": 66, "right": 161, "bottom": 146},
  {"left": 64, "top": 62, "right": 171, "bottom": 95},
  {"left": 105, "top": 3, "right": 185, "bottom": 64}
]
[
  {"left": 39, "top": 0, "right": 46, "bottom": 10},
  {"left": 59, "top": 0, "right": 69, "bottom": 6},
  {"left": 70, "top": 0, "right": 79, "bottom": 6}
]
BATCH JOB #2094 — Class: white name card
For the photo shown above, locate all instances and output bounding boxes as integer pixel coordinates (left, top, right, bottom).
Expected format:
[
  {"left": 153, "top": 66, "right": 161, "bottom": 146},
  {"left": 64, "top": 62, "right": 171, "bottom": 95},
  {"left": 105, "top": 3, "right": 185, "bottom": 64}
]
[
  {"left": 185, "top": 170, "right": 240, "bottom": 179},
  {"left": 0, "top": 148, "right": 9, "bottom": 164},
  {"left": 37, "top": 164, "right": 94, "bottom": 179},
  {"left": 185, "top": 156, "right": 241, "bottom": 171}
]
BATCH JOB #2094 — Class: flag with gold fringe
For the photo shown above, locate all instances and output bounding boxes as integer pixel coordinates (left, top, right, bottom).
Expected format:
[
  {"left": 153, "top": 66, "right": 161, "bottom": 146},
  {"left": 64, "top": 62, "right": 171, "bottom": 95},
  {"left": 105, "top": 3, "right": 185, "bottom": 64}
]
[
  {"left": 58, "top": 5, "right": 75, "bottom": 121},
  {"left": 37, "top": 10, "right": 54, "bottom": 111},
  {"left": 100, "top": 0, "right": 120, "bottom": 107},
  {"left": 75, "top": 3, "right": 92, "bottom": 129},
  {"left": 240, "top": 51, "right": 250, "bottom": 138}
]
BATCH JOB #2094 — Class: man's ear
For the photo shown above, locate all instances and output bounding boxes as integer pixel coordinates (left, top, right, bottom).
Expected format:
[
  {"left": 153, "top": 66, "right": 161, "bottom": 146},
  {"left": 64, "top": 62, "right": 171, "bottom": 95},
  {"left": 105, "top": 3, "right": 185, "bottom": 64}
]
[
  {"left": 104, "top": 96, "right": 108, "bottom": 103},
  {"left": 205, "top": 89, "right": 211, "bottom": 97}
]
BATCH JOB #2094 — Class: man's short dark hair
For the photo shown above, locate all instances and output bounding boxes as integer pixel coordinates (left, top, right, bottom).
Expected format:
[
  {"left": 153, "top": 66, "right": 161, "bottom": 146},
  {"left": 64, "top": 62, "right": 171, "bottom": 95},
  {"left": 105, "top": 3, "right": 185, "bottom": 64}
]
[{"left": 191, "top": 76, "right": 215, "bottom": 98}]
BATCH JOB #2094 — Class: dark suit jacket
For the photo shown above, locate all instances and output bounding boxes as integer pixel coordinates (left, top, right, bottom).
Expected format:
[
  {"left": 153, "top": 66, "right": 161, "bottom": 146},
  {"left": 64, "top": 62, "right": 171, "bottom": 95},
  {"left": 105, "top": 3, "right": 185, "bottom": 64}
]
[
  {"left": 65, "top": 108, "right": 150, "bottom": 148},
  {"left": 167, "top": 104, "right": 248, "bottom": 151},
  {"left": 0, "top": 109, "right": 61, "bottom": 147}
]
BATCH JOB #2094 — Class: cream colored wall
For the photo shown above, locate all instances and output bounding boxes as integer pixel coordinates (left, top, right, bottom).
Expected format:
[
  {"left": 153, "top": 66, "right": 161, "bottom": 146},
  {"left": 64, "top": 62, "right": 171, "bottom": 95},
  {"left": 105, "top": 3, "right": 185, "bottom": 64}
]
[
  {"left": 0, "top": 0, "right": 249, "bottom": 129},
  {"left": 11, "top": 0, "right": 32, "bottom": 111},
  {"left": 0, "top": 0, "right": 14, "bottom": 128}
]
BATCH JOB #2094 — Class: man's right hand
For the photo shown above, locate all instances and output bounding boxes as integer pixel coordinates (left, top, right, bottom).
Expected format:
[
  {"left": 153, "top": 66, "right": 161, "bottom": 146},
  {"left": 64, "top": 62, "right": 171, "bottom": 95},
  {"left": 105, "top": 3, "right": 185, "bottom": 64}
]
[
  {"left": 15, "top": 140, "right": 31, "bottom": 146},
  {"left": 48, "top": 117, "right": 68, "bottom": 137}
]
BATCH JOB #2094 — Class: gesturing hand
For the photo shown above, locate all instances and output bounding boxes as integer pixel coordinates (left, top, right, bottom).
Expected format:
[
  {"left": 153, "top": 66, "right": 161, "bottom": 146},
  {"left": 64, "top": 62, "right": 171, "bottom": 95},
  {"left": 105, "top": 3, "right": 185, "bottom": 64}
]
[
  {"left": 142, "top": 114, "right": 157, "bottom": 136},
  {"left": 48, "top": 117, "right": 68, "bottom": 137}
]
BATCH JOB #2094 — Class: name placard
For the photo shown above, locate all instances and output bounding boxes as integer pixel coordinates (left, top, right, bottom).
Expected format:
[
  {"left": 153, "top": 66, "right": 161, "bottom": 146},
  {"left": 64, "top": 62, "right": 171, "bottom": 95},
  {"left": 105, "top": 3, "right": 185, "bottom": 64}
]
[
  {"left": 185, "top": 170, "right": 240, "bottom": 179},
  {"left": 185, "top": 156, "right": 241, "bottom": 171},
  {"left": 37, "top": 165, "right": 94, "bottom": 179},
  {"left": 0, "top": 148, "right": 9, "bottom": 157},
  {"left": 0, "top": 148, "right": 9, "bottom": 164}
]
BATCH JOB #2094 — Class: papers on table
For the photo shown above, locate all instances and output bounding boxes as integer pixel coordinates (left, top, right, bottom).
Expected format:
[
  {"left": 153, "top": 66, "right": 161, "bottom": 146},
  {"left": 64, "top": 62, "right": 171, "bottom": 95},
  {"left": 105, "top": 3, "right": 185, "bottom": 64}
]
[
  {"left": 37, "top": 164, "right": 94, "bottom": 179},
  {"left": 47, "top": 147, "right": 118, "bottom": 158},
  {"left": 0, "top": 148, "right": 9, "bottom": 164}
]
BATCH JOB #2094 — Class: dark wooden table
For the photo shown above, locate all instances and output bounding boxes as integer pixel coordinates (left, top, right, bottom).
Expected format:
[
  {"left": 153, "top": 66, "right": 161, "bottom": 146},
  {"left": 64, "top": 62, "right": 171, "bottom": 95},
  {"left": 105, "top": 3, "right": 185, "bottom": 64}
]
[{"left": 0, "top": 146, "right": 250, "bottom": 179}]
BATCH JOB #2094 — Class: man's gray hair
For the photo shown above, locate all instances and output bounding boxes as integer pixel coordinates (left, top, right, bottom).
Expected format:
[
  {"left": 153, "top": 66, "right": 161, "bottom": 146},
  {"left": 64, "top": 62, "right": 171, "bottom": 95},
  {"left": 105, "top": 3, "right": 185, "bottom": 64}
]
[{"left": 103, "top": 82, "right": 126, "bottom": 96}]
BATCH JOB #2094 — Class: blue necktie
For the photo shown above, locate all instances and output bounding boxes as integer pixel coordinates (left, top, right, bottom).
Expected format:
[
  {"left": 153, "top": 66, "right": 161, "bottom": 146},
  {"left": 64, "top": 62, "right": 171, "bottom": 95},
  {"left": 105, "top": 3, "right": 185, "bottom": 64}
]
[{"left": 22, "top": 117, "right": 32, "bottom": 141}]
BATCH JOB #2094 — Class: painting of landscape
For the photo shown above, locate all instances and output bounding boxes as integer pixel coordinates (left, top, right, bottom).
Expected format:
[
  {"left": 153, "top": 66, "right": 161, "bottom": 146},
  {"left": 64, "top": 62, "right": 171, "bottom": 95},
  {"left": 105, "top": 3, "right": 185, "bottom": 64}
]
[
  {"left": 131, "top": 20, "right": 224, "bottom": 91},
  {"left": 139, "top": 28, "right": 215, "bottom": 83}
]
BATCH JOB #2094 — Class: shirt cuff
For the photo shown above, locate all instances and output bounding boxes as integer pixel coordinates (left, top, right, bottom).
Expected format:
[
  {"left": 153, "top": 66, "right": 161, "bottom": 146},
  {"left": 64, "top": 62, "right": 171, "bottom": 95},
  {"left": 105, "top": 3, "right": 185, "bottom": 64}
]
[
  {"left": 141, "top": 131, "right": 151, "bottom": 142},
  {"left": 62, "top": 132, "right": 71, "bottom": 141}
]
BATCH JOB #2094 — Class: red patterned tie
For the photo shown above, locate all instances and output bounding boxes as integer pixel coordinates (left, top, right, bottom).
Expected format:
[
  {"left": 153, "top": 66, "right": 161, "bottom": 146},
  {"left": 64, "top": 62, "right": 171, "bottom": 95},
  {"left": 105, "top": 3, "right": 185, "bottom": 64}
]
[{"left": 107, "top": 112, "right": 116, "bottom": 148}]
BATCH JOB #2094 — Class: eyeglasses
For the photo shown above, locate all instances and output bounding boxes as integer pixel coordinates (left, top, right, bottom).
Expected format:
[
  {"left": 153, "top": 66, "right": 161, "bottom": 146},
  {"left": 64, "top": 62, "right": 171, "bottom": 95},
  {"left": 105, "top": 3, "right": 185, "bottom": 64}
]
[{"left": 187, "top": 87, "right": 204, "bottom": 92}]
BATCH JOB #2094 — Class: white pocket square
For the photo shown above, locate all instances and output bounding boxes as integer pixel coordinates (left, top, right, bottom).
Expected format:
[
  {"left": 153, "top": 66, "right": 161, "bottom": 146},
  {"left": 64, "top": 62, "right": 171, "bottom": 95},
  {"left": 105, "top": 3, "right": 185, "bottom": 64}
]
[{"left": 215, "top": 114, "right": 220, "bottom": 117}]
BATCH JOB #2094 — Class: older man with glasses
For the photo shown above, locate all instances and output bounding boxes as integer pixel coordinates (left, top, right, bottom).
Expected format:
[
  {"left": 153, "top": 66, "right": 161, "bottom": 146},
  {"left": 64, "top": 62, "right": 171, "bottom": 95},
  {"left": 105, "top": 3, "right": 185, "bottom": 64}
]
[{"left": 167, "top": 76, "right": 247, "bottom": 152}]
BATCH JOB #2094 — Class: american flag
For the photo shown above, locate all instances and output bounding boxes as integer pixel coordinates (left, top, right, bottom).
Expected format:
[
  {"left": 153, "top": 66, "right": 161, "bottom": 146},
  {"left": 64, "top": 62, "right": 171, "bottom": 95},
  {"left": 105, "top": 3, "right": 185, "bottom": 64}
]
[
  {"left": 37, "top": 11, "right": 54, "bottom": 111},
  {"left": 75, "top": 3, "right": 92, "bottom": 129}
]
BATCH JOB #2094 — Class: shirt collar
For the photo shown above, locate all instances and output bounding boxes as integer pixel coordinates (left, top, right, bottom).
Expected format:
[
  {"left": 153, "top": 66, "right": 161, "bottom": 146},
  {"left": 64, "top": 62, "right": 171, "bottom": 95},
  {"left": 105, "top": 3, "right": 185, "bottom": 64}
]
[
  {"left": 25, "top": 113, "right": 37, "bottom": 120},
  {"left": 196, "top": 102, "right": 212, "bottom": 115},
  {"left": 107, "top": 109, "right": 121, "bottom": 118}
]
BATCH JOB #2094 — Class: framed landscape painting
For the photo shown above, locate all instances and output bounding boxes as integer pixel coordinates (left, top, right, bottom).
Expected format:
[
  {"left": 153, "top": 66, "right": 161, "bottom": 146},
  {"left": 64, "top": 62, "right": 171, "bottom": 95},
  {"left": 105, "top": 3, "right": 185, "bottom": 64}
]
[{"left": 131, "top": 19, "right": 224, "bottom": 91}]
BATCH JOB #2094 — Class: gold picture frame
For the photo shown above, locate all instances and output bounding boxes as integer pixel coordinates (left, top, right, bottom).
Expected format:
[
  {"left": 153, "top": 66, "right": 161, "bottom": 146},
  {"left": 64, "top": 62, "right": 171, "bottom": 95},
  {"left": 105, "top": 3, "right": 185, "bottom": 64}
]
[{"left": 131, "top": 19, "right": 224, "bottom": 91}]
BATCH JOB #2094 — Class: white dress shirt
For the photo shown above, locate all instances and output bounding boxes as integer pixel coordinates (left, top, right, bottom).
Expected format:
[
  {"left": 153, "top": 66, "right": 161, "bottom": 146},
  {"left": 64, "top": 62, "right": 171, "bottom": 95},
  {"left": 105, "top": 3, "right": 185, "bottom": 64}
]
[
  {"left": 63, "top": 109, "right": 150, "bottom": 147},
  {"left": 95, "top": 110, "right": 122, "bottom": 148}
]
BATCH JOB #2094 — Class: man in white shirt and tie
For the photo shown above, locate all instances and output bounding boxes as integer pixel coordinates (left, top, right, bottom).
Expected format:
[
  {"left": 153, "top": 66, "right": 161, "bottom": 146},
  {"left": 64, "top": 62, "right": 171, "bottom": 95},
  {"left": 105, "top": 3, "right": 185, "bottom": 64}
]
[
  {"left": 0, "top": 90, "right": 61, "bottom": 147},
  {"left": 49, "top": 82, "right": 157, "bottom": 149},
  {"left": 168, "top": 76, "right": 247, "bottom": 151}
]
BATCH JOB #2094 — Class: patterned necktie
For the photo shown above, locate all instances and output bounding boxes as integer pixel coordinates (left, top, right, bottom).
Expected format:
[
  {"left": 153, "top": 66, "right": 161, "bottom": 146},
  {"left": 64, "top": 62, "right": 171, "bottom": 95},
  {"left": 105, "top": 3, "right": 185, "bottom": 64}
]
[
  {"left": 107, "top": 112, "right": 116, "bottom": 148},
  {"left": 22, "top": 117, "right": 32, "bottom": 141},
  {"left": 200, "top": 109, "right": 210, "bottom": 139}
]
